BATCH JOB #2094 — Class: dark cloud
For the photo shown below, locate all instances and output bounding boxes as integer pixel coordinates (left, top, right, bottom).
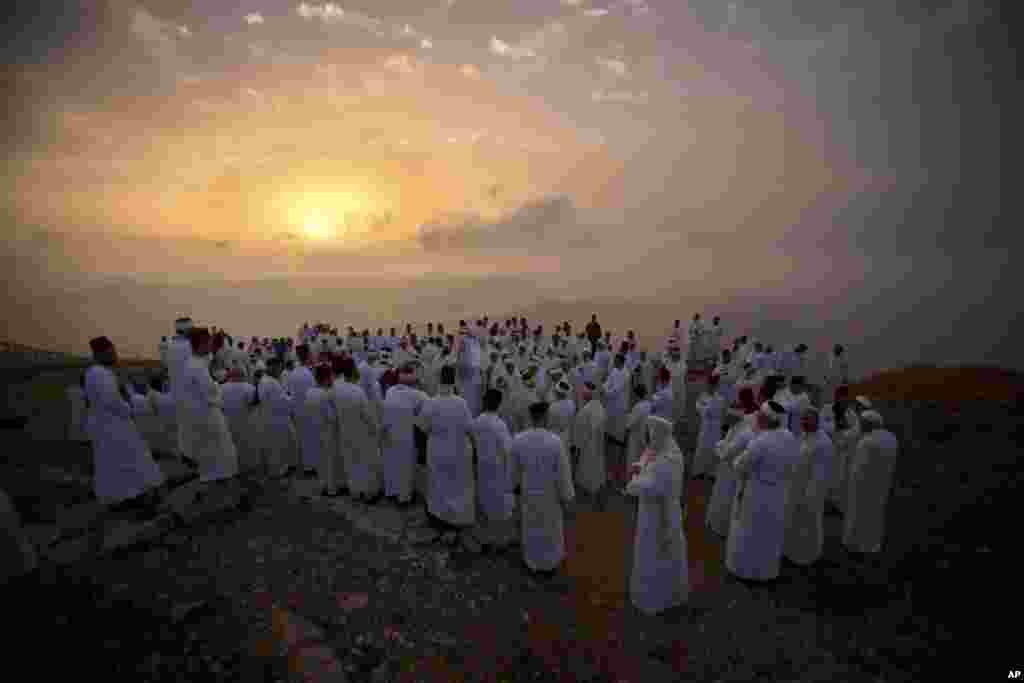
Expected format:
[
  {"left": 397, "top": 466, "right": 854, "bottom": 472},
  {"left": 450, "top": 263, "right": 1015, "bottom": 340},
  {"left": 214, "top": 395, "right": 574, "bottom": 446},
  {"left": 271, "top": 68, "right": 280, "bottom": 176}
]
[{"left": 416, "top": 195, "right": 580, "bottom": 252}]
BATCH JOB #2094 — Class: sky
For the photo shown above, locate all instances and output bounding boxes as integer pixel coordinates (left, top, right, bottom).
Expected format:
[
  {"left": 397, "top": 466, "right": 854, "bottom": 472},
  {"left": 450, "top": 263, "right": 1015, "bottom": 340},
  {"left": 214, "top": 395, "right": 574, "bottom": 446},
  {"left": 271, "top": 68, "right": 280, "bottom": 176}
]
[{"left": 0, "top": 1, "right": 1016, "bottom": 374}]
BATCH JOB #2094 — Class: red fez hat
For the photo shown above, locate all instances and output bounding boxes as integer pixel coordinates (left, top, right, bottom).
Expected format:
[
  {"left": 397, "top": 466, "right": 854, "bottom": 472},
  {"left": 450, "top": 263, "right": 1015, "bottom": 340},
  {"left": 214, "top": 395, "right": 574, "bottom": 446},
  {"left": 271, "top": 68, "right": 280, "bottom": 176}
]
[
  {"left": 658, "top": 366, "right": 671, "bottom": 383},
  {"left": 315, "top": 363, "right": 334, "bottom": 384},
  {"left": 90, "top": 336, "right": 114, "bottom": 353}
]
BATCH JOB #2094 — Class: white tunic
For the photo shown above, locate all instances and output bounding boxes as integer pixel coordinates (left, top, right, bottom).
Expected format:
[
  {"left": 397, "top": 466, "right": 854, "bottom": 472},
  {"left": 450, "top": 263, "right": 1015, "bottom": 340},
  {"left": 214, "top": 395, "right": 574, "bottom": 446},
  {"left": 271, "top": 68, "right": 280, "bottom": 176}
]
[
  {"left": 783, "top": 429, "right": 835, "bottom": 565},
  {"left": 256, "top": 376, "right": 299, "bottom": 473},
  {"left": 625, "top": 424, "right": 688, "bottom": 615},
  {"left": 472, "top": 412, "right": 515, "bottom": 522},
  {"left": 573, "top": 399, "right": 607, "bottom": 494},
  {"left": 693, "top": 392, "right": 727, "bottom": 477},
  {"left": 843, "top": 428, "right": 899, "bottom": 553},
  {"left": 726, "top": 428, "right": 798, "bottom": 581},
  {"left": 705, "top": 414, "right": 757, "bottom": 537},
  {"left": 419, "top": 392, "right": 475, "bottom": 526},
  {"left": 300, "top": 387, "right": 329, "bottom": 472},
  {"left": 603, "top": 367, "right": 629, "bottom": 442},
  {"left": 84, "top": 365, "right": 165, "bottom": 504},
  {"left": 548, "top": 398, "right": 577, "bottom": 452},
  {"left": 381, "top": 384, "right": 428, "bottom": 502},
  {"left": 183, "top": 356, "right": 239, "bottom": 483},
  {"left": 331, "top": 380, "right": 381, "bottom": 497},
  {"left": 66, "top": 384, "right": 89, "bottom": 442},
  {"left": 509, "top": 429, "right": 574, "bottom": 571},
  {"left": 625, "top": 399, "right": 652, "bottom": 466},
  {"left": 222, "top": 382, "right": 256, "bottom": 470},
  {"left": 146, "top": 388, "right": 179, "bottom": 456},
  {"left": 167, "top": 335, "right": 194, "bottom": 457}
]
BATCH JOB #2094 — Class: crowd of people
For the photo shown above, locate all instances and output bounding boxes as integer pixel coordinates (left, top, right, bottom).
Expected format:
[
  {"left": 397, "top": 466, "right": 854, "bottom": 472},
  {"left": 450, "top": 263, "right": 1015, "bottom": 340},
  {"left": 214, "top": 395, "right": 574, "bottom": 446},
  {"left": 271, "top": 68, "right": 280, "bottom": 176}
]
[{"left": 70, "top": 312, "right": 895, "bottom": 616}]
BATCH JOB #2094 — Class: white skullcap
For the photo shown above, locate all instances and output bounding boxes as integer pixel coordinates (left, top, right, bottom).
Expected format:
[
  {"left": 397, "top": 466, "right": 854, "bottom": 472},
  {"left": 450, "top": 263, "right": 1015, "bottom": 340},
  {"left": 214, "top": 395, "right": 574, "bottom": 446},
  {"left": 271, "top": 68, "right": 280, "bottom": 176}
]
[
  {"left": 760, "top": 401, "right": 787, "bottom": 421},
  {"left": 860, "top": 410, "right": 883, "bottom": 426}
]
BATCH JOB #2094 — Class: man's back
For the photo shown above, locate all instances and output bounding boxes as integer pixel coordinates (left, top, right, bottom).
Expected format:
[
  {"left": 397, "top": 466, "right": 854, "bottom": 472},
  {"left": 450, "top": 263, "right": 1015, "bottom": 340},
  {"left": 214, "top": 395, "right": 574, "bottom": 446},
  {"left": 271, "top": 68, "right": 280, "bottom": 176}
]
[{"left": 511, "top": 429, "right": 563, "bottom": 494}]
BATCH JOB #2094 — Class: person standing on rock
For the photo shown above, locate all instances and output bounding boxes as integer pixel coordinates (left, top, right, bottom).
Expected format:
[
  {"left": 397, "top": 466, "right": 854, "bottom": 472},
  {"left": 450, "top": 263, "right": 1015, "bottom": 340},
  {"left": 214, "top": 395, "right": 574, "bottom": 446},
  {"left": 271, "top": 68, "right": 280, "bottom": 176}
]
[
  {"left": 692, "top": 375, "right": 727, "bottom": 480},
  {"left": 725, "top": 401, "right": 798, "bottom": 582},
  {"left": 509, "top": 401, "right": 575, "bottom": 574},
  {"left": 624, "top": 415, "right": 689, "bottom": 614},
  {"left": 783, "top": 407, "right": 835, "bottom": 566},
  {"left": 471, "top": 389, "right": 517, "bottom": 551},
  {"left": 84, "top": 336, "right": 166, "bottom": 506},
  {"left": 257, "top": 357, "right": 300, "bottom": 479},
  {"left": 168, "top": 317, "right": 195, "bottom": 464},
  {"left": 625, "top": 383, "right": 653, "bottom": 469},
  {"left": 331, "top": 356, "right": 382, "bottom": 503},
  {"left": 380, "top": 365, "right": 429, "bottom": 506},
  {"left": 843, "top": 410, "right": 899, "bottom": 555},
  {"left": 706, "top": 387, "right": 759, "bottom": 538},
  {"left": 221, "top": 369, "right": 256, "bottom": 471},
  {"left": 182, "top": 327, "right": 240, "bottom": 485},
  {"left": 287, "top": 345, "right": 317, "bottom": 476},
  {"left": 418, "top": 365, "right": 476, "bottom": 540},
  {"left": 573, "top": 381, "right": 608, "bottom": 510}
]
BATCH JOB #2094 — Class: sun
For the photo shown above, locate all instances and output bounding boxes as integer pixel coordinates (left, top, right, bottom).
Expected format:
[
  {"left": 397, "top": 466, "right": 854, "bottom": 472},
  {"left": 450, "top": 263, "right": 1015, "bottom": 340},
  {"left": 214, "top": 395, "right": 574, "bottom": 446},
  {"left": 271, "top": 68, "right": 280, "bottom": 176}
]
[{"left": 302, "top": 211, "right": 333, "bottom": 241}]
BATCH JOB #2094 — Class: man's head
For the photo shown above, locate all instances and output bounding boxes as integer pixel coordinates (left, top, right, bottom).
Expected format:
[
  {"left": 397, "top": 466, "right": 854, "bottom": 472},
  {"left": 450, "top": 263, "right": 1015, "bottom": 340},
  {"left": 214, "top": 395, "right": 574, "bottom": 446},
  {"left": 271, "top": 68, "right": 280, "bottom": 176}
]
[
  {"left": 674, "top": 319, "right": 681, "bottom": 328},
  {"left": 174, "top": 317, "right": 193, "bottom": 336},
  {"left": 284, "top": 359, "right": 296, "bottom": 372},
  {"left": 614, "top": 353, "right": 626, "bottom": 368},
  {"left": 633, "top": 383, "right": 648, "bottom": 401},
  {"left": 581, "top": 381, "right": 596, "bottom": 402},
  {"left": 296, "top": 344, "right": 310, "bottom": 364},
  {"left": 528, "top": 401, "right": 549, "bottom": 428},
  {"left": 693, "top": 313, "right": 701, "bottom": 321},
  {"left": 591, "top": 314, "right": 597, "bottom": 322},
  {"left": 713, "top": 316, "right": 720, "bottom": 325},
  {"left": 790, "top": 376, "right": 807, "bottom": 394},
  {"left": 657, "top": 366, "right": 671, "bottom": 387},
  {"left": 483, "top": 388, "right": 503, "bottom": 413},
  {"left": 722, "top": 349, "right": 732, "bottom": 363},
  {"left": 834, "top": 344, "right": 844, "bottom": 355},
  {"left": 161, "top": 336, "right": 167, "bottom": 342},
  {"left": 800, "top": 406, "right": 820, "bottom": 434},
  {"left": 149, "top": 374, "right": 165, "bottom": 392},
  {"left": 336, "top": 356, "right": 356, "bottom": 381},
  {"left": 854, "top": 396, "right": 873, "bottom": 414},
  {"left": 835, "top": 385, "right": 851, "bottom": 403},
  {"left": 189, "top": 327, "right": 212, "bottom": 356},
  {"left": 266, "top": 357, "right": 284, "bottom": 378}
]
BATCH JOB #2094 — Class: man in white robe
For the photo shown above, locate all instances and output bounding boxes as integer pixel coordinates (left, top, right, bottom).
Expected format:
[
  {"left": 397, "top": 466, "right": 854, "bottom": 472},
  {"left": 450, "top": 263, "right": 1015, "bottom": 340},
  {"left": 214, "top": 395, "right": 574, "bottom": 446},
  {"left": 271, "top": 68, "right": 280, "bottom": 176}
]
[
  {"left": 182, "top": 327, "right": 239, "bottom": 484},
  {"left": 332, "top": 356, "right": 382, "bottom": 501},
  {"left": 842, "top": 410, "right": 899, "bottom": 554},
  {"left": 418, "top": 366, "right": 476, "bottom": 539},
  {"left": 508, "top": 401, "right": 575, "bottom": 573},
  {"left": 471, "top": 389, "right": 517, "bottom": 550},
  {"left": 458, "top": 326, "right": 484, "bottom": 418},
  {"left": 143, "top": 375, "right": 178, "bottom": 457},
  {"left": 286, "top": 346, "right": 317, "bottom": 474},
  {"left": 693, "top": 375, "right": 727, "bottom": 479},
  {"left": 783, "top": 407, "right": 835, "bottom": 565},
  {"left": 625, "top": 383, "right": 653, "bottom": 467},
  {"left": 221, "top": 369, "right": 256, "bottom": 472},
  {"left": 687, "top": 314, "right": 705, "bottom": 366},
  {"left": 84, "top": 336, "right": 166, "bottom": 506},
  {"left": 624, "top": 415, "right": 689, "bottom": 614},
  {"left": 257, "top": 358, "right": 300, "bottom": 478},
  {"left": 167, "top": 317, "right": 195, "bottom": 463},
  {"left": 66, "top": 374, "right": 89, "bottom": 443},
  {"left": 573, "top": 382, "right": 608, "bottom": 509},
  {"left": 548, "top": 380, "right": 577, "bottom": 453},
  {"left": 706, "top": 387, "right": 759, "bottom": 537},
  {"left": 726, "top": 401, "right": 799, "bottom": 581},
  {"left": 782, "top": 377, "right": 812, "bottom": 437},
  {"left": 381, "top": 367, "right": 429, "bottom": 505},
  {"left": 594, "top": 341, "right": 612, "bottom": 385},
  {"left": 603, "top": 354, "right": 630, "bottom": 486},
  {"left": 651, "top": 366, "right": 674, "bottom": 421}
]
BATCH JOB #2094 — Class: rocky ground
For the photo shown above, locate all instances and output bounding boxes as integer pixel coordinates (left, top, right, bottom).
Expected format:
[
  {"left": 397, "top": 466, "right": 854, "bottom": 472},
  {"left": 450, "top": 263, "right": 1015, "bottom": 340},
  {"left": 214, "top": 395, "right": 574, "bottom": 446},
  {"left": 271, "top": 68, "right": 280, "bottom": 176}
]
[{"left": 2, "top": 364, "right": 1021, "bottom": 681}]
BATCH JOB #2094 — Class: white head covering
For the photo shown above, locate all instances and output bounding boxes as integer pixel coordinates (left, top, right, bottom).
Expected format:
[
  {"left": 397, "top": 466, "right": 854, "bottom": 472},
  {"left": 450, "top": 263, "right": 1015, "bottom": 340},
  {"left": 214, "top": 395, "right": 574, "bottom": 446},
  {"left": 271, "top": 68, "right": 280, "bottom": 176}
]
[
  {"left": 645, "top": 415, "right": 682, "bottom": 464},
  {"left": 859, "top": 410, "right": 883, "bottom": 426}
]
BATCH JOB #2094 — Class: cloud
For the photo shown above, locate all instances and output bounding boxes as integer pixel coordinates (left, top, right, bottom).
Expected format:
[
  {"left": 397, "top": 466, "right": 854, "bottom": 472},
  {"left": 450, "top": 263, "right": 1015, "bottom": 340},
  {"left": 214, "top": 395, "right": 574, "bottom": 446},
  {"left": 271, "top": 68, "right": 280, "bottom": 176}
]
[
  {"left": 244, "top": 12, "right": 265, "bottom": 25},
  {"left": 417, "top": 195, "right": 586, "bottom": 252},
  {"left": 420, "top": 38, "right": 433, "bottom": 49},
  {"left": 592, "top": 89, "right": 647, "bottom": 103},
  {"left": 584, "top": 8, "right": 610, "bottom": 17},
  {"left": 562, "top": 0, "right": 583, "bottom": 5},
  {"left": 130, "top": 8, "right": 186, "bottom": 71},
  {"left": 296, "top": 3, "right": 385, "bottom": 35},
  {"left": 459, "top": 64, "right": 481, "bottom": 79},
  {"left": 489, "top": 37, "right": 536, "bottom": 60},
  {"left": 179, "top": 74, "right": 202, "bottom": 85},
  {"left": 596, "top": 57, "right": 628, "bottom": 77},
  {"left": 178, "top": 25, "right": 192, "bottom": 37}
]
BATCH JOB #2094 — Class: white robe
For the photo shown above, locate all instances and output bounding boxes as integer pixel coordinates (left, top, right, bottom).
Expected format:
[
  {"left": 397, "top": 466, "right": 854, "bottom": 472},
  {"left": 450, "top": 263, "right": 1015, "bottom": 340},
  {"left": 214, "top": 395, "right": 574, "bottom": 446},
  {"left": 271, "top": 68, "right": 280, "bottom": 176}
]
[
  {"left": 419, "top": 392, "right": 475, "bottom": 526},
  {"left": 472, "top": 412, "right": 516, "bottom": 546},
  {"left": 667, "top": 360, "right": 688, "bottom": 426},
  {"left": 705, "top": 414, "right": 757, "bottom": 537},
  {"left": 548, "top": 398, "right": 577, "bottom": 452},
  {"left": 222, "top": 382, "right": 256, "bottom": 470},
  {"left": 332, "top": 380, "right": 381, "bottom": 498},
  {"left": 319, "top": 389, "right": 343, "bottom": 493},
  {"left": 693, "top": 392, "right": 727, "bottom": 477},
  {"left": 726, "top": 428, "right": 798, "bottom": 581},
  {"left": 167, "top": 335, "right": 194, "bottom": 458},
  {"left": 509, "top": 429, "right": 574, "bottom": 571},
  {"left": 285, "top": 366, "right": 317, "bottom": 470},
  {"left": 828, "top": 421, "right": 862, "bottom": 512},
  {"left": 66, "top": 385, "right": 88, "bottom": 442},
  {"left": 843, "top": 429, "right": 899, "bottom": 553},
  {"left": 626, "top": 450, "right": 688, "bottom": 615},
  {"left": 84, "top": 365, "right": 165, "bottom": 504},
  {"left": 625, "top": 399, "right": 652, "bottom": 466},
  {"left": 183, "top": 356, "right": 239, "bottom": 483},
  {"left": 784, "top": 429, "right": 835, "bottom": 565},
  {"left": 300, "top": 387, "right": 330, "bottom": 473},
  {"left": 603, "top": 367, "right": 629, "bottom": 442},
  {"left": 650, "top": 385, "right": 673, "bottom": 421},
  {"left": 145, "top": 389, "right": 179, "bottom": 456},
  {"left": 573, "top": 399, "right": 607, "bottom": 494},
  {"left": 256, "top": 376, "right": 299, "bottom": 474},
  {"left": 381, "top": 384, "right": 428, "bottom": 502}
]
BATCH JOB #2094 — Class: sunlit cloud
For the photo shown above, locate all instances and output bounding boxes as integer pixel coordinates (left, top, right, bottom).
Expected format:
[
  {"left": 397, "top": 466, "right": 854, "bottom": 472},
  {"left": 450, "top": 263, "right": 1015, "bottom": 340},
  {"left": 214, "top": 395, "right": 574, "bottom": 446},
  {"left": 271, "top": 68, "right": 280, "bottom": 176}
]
[
  {"left": 584, "top": 8, "right": 610, "bottom": 17},
  {"left": 383, "top": 54, "right": 418, "bottom": 75},
  {"left": 596, "top": 57, "right": 629, "bottom": 77},
  {"left": 489, "top": 37, "right": 537, "bottom": 60},
  {"left": 591, "top": 89, "right": 647, "bottom": 103},
  {"left": 178, "top": 25, "right": 192, "bottom": 37},
  {"left": 296, "top": 3, "right": 385, "bottom": 35},
  {"left": 561, "top": 0, "right": 583, "bottom": 6},
  {"left": 420, "top": 38, "right": 433, "bottom": 49},
  {"left": 459, "top": 64, "right": 481, "bottom": 80},
  {"left": 244, "top": 12, "right": 265, "bottom": 25}
]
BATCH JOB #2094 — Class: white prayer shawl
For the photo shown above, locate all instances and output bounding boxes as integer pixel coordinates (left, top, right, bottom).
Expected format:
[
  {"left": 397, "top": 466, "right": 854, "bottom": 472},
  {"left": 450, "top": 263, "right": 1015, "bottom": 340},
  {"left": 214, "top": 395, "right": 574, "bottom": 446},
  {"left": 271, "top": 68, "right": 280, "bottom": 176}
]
[
  {"left": 603, "top": 366, "right": 629, "bottom": 442},
  {"left": 625, "top": 399, "right": 653, "bottom": 466},
  {"left": 783, "top": 429, "right": 835, "bottom": 565},
  {"left": 726, "top": 428, "right": 798, "bottom": 581},
  {"left": 419, "top": 392, "right": 475, "bottom": 526},
  {"left": 84, "top": 364, "right": 165, "bottom": 504},
  {"left": 509, "top": 429, "right": 574, "bottom": 571},
  {"left": 472, "top": 412, "right": 515, "bottom": 522},
  {"left": 595, "top": 350, "right": 612, "bottom": 382},
  {"left": 299, "top": 387, "right": 330, "bottom": 472},
  {"left": 573, "top": 398, "right": 607, "bottom": 494},
  {"left": 548, "top": 398, "right": 577, "bottom": 452},
  {"left": 332, "top": 380, "right": 382, "bottom": 497},
  {"left": 693, "top": 391, "right": 727, "bottom": 477},
  {"left": 381, "top": 384, "right": 428, "bottom": 502},
  {"left": 221, "top": 382, "right": 256, "bottom": 470},
  {"left": 256, "top": 376, "right": 299, "bottom": 473},
  {"left": 66, "top": 384, "right": 88, "bottom": 442},
  {"left": 625, "top": 416, "right": 688, "bottom": 615},
  {"left": 843, "top": 428, "right": 899, "bottom": 553},
  {"left": 705, "top": 413, "right": 757, "bottom": 537},
  {"left": 183, "top": 356, "right": 239, "bottom": 483}
]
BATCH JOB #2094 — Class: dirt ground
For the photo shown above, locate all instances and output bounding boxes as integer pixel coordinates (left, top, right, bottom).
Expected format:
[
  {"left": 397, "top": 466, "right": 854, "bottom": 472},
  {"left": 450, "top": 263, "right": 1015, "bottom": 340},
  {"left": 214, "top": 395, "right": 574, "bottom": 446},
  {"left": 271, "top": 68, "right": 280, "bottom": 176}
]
[{"left": 2, "top": 367, "right": 1021, "bottom": 681}]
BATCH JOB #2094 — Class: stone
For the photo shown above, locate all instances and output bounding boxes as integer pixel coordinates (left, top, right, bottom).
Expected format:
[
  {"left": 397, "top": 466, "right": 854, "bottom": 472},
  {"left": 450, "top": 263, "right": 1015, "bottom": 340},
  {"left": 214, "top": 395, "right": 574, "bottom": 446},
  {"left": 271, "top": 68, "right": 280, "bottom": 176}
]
[
  {"left": 159, "top": 459, "right": 196, "bottom": 485},
  {"left": 104, "top": 514, "right": 174, "bottom": 551},
  {"left": 45, "top": 534, "right": 93, "bottom": 565},
  {"left": 353, "top": 514, "right": 401, "bottom": 544},
  {"left": 292, "top": 479, "right": 322, "bottom": 501},
  {"left": 406, "top": 527, "right": 439, "bottom": 545},
  {"left": 160, "top": 480, "right": 206, "bottom": 518},
  {"left": 367, "top": 506, "right": 405, "bottom": 534},
  {"left": 56, "top": 501, "right": 107, "bottom": 538},
  {"left": 23, "top": 523, "right": 60, "bottom": 549},
  {"left": 460, "top": 532, "right": 482, "bottom": 554}
]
